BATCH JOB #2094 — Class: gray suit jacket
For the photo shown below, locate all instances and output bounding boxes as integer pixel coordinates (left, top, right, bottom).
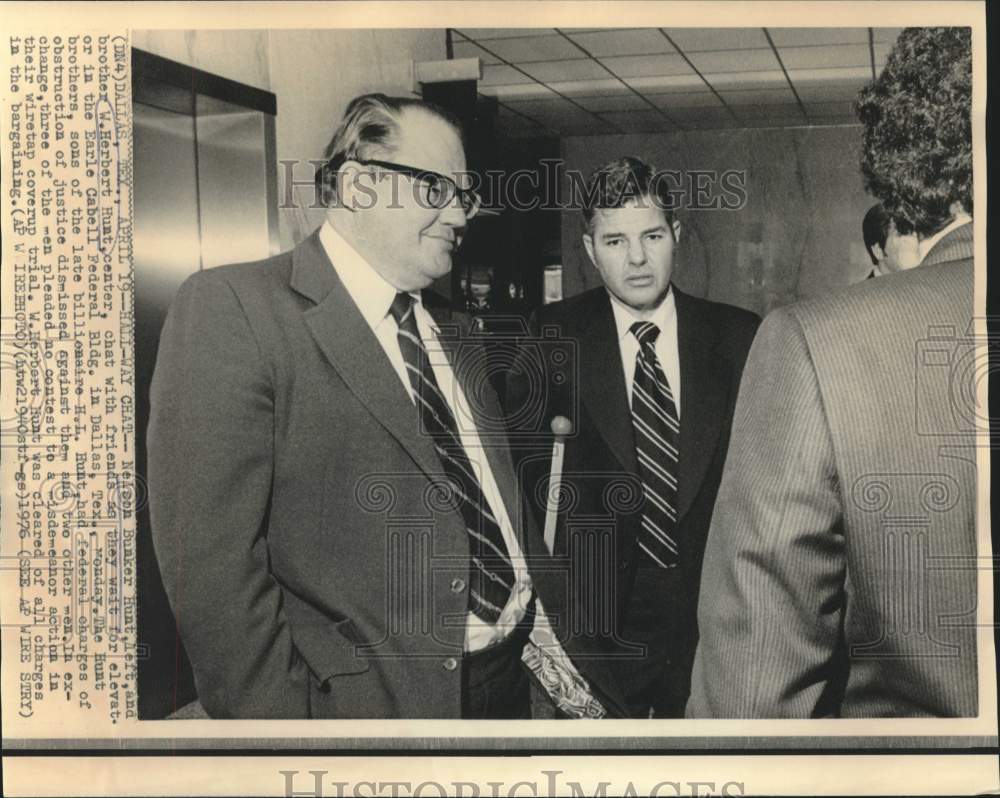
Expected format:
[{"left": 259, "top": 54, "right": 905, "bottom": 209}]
[
  {"left": 148, "top": 231, "right": 528, "bottom": 718},
  {"left": 687, "top": 223, "right": 978, "bottom": 718}
]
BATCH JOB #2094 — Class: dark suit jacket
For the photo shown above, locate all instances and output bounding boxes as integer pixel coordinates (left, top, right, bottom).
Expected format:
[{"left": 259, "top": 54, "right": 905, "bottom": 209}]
[
  {"left": 506, "top": 286, "right": 759, "bottom": 714},
  {"left": 148, "top": 230, "right": 530, "bottom": 718},
  {"left": 687, "top": 223, "right": 978, "bottom": 717}
]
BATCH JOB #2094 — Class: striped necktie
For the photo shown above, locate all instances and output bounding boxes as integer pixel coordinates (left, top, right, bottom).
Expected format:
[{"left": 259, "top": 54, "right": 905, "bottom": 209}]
[
  {"left": 390, "top": 292, "right": 515, "bottom": 623},
  {"left": 629, "top": 321, "right": 680, "bottom": 569}
]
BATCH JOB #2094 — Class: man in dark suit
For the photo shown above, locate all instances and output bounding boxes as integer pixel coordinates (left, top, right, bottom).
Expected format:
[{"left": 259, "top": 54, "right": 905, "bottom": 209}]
[
  {"left": 148, "top": 94, "right": 538, "bottom": 718},
  {"left": 507, "top": 156, "right": 759, "bottom": 718},
  {"left": 687, "top": 27, "right": 978, "bottom": 718}
]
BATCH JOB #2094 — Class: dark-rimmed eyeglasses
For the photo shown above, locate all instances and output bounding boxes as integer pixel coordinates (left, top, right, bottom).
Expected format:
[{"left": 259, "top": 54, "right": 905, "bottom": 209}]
[{"left": 358, "top": 159, "right": 481, "bottom": 219}]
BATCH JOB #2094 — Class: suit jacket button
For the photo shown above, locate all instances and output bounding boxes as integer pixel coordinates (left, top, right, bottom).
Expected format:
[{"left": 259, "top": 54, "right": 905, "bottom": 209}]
[
  {"left": 450, "top": 578, "right": 466, "bottom": 593},
  {"left": 443, "top": 657, "right": 458, "bottom": 672}
]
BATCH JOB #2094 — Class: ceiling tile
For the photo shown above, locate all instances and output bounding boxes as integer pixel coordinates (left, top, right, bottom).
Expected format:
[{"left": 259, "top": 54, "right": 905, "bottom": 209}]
[
  {"left": 647, "top": 91, "right": 723, "bottom": 109},
  {"left": 480, "top": 64, "right": 530, "bottom": 87},
  {"left": 778, "top": 44, "right": 871, "bottom": 70},
  {"left": 599, "top": 53, "right": 694, "bottom": 78},
  {"left": 683, "top": 120, "right": 739, "bottom": 132},
  {"left": 547, "top": 78, "right": 629, "bottom": 96},
  {"left": 505, "top": 97, "right": 596, "bottom": 120},
  {"left": 741, "top": 113, "right": 813, "bottom": 129},
  {"left": 678, "top": 106, "right": 733, "bottom": 119},
  {"left": 560, "top": 124, "right": 620, "bottom": 137},
  {"left": 664, "top": 27, "right": 770, "bottom": 51},
  {"left": 872, "top": 42, "right": 893, "bottom": 64},
  {"left": 805, "top": 101, "right": 858, "bottom": 118},
  {"left": 566, "top": 28, "right": 674, "bottom": 57},
  {"left": 794, "top": 82, "right": 867, "bottom": 102},
  {"left": 573, "top": 93, "right": 651, "bottom": 112},
  {"left": 625, "top": 73, "right": 707, "bottom": 91},
  {"left": 497, "top": 106, "right": 545, "bottom": 123},
  {"left": 456, "top": 28, "right": 554, "bottom": 40},
  {"left": 731, "top": 103, "right": 804, "bottom": 120},
  {"left": 674, "top": 107, "right": 738, "bottom": 128},
  {"left": 872, "top": 27, "right": 905, "bottom": 43},
  {"left": 787, "top": 65, "right": 873, "bottom": 85},
  {"left": 485, "top": 35, "right": 584, "bottom": 62},
  {"left": 767, "top": 28, "right": 869, "bottom": 47},
  {"left": 717, "top": 87, "right": 797, "bottom": 105},
  {"left": 520, "top": 59, "right": 610, "bottom": 83},
  {"left": 452, "top": 40, "right": 502, "bottom": 65},
  {"left": 485, "top": 83, "right": 557, "bottom": 101},
  {"left": 598, "top": 109, "right": 673, "bottom": 130},
  {"left": 495, "top": 112, "right": 547, "bottom": 132},
  {"left": 687, "top": 48, "right": 781, "bottom": 73},
  {"left": 512, "top": 114, "right": 603, "bottom": 133},
  {"left": 501, "top": 126, "right": 551, "bottom": 138},
  {"left": 701, "top": 70, "right": 787, "bottom": 90}
]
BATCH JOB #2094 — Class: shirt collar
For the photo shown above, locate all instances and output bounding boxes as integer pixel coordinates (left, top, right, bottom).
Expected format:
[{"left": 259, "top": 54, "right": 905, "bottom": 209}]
[
  {"left": 608, "top": 286, "right": 676, "bottom": 343},
  {"left": 918, "top": 214, "right": 972, "bottom": 261},
  {"left": 319, "top": 221, "right": 435, "bottom": 332}
]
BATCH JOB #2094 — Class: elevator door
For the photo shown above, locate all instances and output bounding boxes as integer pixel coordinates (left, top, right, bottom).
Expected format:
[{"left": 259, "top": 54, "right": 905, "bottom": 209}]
[{"left": 132, "top": 50, "right": 278, "bottom": 719}]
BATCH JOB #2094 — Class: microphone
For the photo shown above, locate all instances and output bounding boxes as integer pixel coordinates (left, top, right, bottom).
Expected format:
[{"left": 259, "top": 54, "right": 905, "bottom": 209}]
[{"left": 543, "top": 415, "right": 572, "bottom": 554}]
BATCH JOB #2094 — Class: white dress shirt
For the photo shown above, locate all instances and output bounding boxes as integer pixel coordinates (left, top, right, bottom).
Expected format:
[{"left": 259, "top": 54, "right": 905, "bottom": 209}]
[
  {"left": 319, "top": 222, "right": 531, "bottom": 652},
  {"left": 609, "top": 287, "right": 681, "bottom": 415}
]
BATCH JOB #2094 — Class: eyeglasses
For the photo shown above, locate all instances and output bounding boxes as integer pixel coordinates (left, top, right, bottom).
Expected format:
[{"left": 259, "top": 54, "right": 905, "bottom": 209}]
[{"left": 358, "top": 159, "right": 482, "bottom": 219}]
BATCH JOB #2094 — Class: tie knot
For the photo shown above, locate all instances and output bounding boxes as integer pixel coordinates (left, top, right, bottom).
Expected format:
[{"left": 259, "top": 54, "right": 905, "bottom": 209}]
[
  {"left": 389, "top": 292, "right": 414, "bottom": 325},
  {"left": 630, "top": 321, "right": 660, "bottom": 347}
]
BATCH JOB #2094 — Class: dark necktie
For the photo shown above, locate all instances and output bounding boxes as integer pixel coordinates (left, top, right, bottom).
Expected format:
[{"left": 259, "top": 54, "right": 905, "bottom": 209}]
[
  {"left": 389, "top": 292, "right": 515, "bottom": 623},
  {"left": 629, "top": 321, "right": 680, "bottom": 569}
]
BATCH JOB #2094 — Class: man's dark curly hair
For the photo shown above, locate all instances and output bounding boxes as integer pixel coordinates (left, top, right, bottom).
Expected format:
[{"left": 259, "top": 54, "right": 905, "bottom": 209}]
[{"left": 856, "top": 27, "right": 972, "bottom": 238}]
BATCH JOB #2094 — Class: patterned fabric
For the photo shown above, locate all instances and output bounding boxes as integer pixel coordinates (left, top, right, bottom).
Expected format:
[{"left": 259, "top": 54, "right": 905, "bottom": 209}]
[
  {"left": 390, "top": 292, "right": 514, "bottom": 623},
  {"left": 522, "top": 618, "right": 607, "bottom": 719},
  {"left": 629, "top": 321, "right": 681, "bottom": 569}
]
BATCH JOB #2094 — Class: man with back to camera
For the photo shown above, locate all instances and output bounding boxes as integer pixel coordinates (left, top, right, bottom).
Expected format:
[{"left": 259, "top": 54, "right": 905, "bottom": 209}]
[
  {"left": 507, "top": 156, "right": 760, "bottom": 718},
  {"left": 148, "top": 93, "right": 546, "bottom": 718},
  {"left": 861, "top": 201, "right": 921, "bottom": 278},
  {"left": 687, "top": 27, "right": 977, "bottom": 718}
]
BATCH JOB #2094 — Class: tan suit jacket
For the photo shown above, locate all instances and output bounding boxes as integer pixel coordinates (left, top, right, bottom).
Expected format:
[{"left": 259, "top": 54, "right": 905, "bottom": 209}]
[{"left": 687, "top": 223, "right": 978, "bottom": 717}]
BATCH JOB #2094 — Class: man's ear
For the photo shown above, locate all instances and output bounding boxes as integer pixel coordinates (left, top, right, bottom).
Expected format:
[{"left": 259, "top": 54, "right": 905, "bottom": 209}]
[
  {"left": 671, "top": 219, "right": 682, "bottom": 243},
  {"left": 948, "top": 199, "right": 970, "bottom": 219},
  {"left": 582, "top": 234, "right": 597, "bottom": 267},
  {"left": 339, "top": 161, "right": 378, "bottom": 212}
]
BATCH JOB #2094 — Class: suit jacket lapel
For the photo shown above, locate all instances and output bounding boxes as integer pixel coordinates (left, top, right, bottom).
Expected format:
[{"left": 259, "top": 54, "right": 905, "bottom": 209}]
[
  {"left": 675, "top": 289, "right": 729, "bottom": 521},
  {"left": 579, "top": 292, "right": 639, "bottom": 478},
  {"left": 291, "top": 232, "right": 443, "bottom": 482}
]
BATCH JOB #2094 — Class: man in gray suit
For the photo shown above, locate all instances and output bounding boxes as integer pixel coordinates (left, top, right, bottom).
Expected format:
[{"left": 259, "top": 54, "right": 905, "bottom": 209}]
[
  {"left": 148, "top": 94, "right": 539, "bottom": 718},
  {"left": 687, "top": 27, "right": 978, "bottom": 717}
]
